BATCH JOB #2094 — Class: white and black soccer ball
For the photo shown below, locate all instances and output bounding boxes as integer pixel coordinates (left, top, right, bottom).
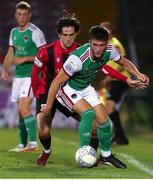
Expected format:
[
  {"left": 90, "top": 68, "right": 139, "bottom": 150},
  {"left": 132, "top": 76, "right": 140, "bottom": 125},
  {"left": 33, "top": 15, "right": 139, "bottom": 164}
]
[{"left": 75, "top": 145, "right": 97, "bottom": 168}]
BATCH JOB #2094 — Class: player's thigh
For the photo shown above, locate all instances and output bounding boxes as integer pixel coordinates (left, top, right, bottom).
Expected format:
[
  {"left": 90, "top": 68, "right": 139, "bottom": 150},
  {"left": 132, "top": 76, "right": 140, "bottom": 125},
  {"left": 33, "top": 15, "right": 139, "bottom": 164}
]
[
  {"left": 11, "top": 78, "right": 20, "bottom": 102},
  {"left": 93, "top": 103, "right": 108, "bottom": 124},
  {"left": 57, "top": 84, "right": 93, "bottom": 115},
  {"left": 19, "top": 77, "right": 34, "bottom": 100},
  {"left": 105, "top": 99, "right": 116, "bottom": 114},
  {"left": 82, "top": 86, "right": 101, "bottom": 107},
  {"left": 18, "top": 97, "right": 32, "bottom": 114},
  {"left": 72, "top": 98, "right": 93, "bottom": 115}
]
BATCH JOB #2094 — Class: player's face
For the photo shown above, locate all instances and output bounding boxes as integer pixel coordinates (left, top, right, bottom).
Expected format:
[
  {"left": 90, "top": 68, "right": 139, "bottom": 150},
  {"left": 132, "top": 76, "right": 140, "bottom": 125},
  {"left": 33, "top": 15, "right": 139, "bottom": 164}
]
[
  {"left": 15, "top": 9, "right": 31, "bottom": 28},
  {"left": 59, "top": 26, "right": 77, "bottom": 49},
  {"left": 89, "top": 39, "right": 108, "bottom": 58}
]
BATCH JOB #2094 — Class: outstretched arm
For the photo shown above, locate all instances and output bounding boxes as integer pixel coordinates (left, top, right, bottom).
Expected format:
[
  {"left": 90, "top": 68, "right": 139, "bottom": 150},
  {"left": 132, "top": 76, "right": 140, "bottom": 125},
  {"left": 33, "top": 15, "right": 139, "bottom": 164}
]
[
  {"left": 102, "top": 64, "right": 148, "bottom": 89},
  {"left": 118, "top": 57, "right": 149, "bottom": 85}
]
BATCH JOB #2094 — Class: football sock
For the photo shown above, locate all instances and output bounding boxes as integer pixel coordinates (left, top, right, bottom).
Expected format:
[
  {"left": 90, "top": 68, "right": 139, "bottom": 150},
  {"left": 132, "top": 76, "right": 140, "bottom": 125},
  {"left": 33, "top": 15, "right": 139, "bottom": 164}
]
[
  {"left": 90, "top": 131, "right": 99, "bottom": 152},
  {"left": 110, "top": 110, "right": 127, "bottom": 139},
  {"left": 19, "top": 118, "right": 27, "bottom": 147},
  {"left": 39, "top": 134, "right": 51, "bottom": 150},
  {"left": 24, "top": 115, "right": 37, "bottom": 142},
  {"left": 79, "top": 109, "right": 95, "bottom": 147},
  {"left": 97, "top": 117, "right": 112, "bottom": 152}
]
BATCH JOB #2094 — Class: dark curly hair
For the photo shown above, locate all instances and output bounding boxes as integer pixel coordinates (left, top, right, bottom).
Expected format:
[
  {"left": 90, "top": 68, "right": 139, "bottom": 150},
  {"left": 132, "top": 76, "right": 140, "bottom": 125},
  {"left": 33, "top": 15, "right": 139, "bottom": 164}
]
[{"left": 56, "top": 10, "right": 80, "bottom": 34}]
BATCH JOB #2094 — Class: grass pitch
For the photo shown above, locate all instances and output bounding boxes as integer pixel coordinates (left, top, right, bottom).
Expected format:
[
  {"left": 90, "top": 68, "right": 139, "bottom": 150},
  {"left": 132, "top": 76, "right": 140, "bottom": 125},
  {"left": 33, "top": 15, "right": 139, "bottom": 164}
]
[{"left": 0, "top": 128, "right": 153, "bottom": 178}]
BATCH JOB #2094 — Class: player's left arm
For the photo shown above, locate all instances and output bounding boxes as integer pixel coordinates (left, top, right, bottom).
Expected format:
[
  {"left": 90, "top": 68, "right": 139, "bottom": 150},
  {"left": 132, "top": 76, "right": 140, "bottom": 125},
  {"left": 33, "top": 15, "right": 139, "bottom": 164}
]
[
  {"left": 14, "top": 56, "right": 35, "bottom": 65},
  {"left": 118, "top": 56, "right": 149, "bottom": 85},
  {"left": 110, "top": 45, "right": 149, "bottom": 86}
]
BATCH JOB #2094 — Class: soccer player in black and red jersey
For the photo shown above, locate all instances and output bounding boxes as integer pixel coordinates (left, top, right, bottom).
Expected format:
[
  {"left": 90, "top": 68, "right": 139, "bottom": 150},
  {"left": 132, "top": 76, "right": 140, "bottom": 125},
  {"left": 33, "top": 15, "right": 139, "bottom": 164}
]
[
  {"left": 31, "top": 12, "right": 144, "bottom": 166},
  {"left": 31, "top": 11, "right": 80, "bottom": 165}
]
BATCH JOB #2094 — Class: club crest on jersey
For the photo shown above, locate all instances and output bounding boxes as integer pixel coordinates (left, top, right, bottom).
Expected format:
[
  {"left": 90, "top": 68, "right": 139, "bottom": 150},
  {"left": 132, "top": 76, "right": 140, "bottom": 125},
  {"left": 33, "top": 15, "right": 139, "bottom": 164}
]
[
  {"left": 71, "top": 93, "right": 77, "bottom": 99},
  {"left": 24, "top": 35, "right": 29, "bottom": 43}
]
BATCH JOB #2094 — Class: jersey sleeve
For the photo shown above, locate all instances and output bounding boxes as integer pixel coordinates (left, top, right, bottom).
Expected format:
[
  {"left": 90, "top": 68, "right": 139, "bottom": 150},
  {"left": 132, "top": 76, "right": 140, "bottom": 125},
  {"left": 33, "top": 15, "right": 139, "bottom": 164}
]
[
  {"left": 101, "top": 64, "right": 127, "bottom": 82},
  {"left": 32, "top": 29, "right": 47, "bottom": 48},
  {"left": 110, "top": 45, "right": 121, "bottom": 62},
  {"left": 34, "top": 46, "right": 48, "bottom": 68},
  {"left": 63, "top": 54, "right": 82, "bottom": 76},
  {"left": 9, "top": 30, "right": 13, "bottom": 47}
]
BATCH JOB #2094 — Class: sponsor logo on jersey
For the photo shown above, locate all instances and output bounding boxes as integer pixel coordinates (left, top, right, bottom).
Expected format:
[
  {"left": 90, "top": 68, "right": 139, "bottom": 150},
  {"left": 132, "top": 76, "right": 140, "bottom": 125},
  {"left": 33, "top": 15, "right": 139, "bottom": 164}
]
[
  {"left": 71, "top": 93, "right": 77, "bottom": 99},
  {"left": 24, "top": 35, "right": 29, "bottom": 43},
  {"left": 57, "top": 57, "right": 60, "bottom": 63}
]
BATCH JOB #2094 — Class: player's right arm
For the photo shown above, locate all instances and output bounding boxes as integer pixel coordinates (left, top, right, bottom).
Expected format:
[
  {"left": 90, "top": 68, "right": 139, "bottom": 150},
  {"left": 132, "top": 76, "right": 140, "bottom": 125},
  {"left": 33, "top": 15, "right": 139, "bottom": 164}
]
[{"left": 1, "top": 46, "right": 14, "bottom": 80}]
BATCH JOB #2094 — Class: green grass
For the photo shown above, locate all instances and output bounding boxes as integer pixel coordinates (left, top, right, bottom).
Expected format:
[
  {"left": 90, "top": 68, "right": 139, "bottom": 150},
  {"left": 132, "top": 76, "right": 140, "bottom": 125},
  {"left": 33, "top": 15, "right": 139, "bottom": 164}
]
[{"left": 0, "top": 128, "right": 153, "bottom": 178}]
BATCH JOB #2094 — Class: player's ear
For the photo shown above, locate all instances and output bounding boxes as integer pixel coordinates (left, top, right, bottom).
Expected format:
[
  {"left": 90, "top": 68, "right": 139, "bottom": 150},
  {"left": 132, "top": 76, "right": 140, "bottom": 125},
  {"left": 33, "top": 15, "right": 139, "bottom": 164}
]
[
  {"left": 29, "top": 13, "right": 32, "bottom": 20},
  {"left": 14, "top": 12, "right": 17, "bottom": 20},
  {"left": 58, "top": 33, "right": 61, "bottom": 39}
]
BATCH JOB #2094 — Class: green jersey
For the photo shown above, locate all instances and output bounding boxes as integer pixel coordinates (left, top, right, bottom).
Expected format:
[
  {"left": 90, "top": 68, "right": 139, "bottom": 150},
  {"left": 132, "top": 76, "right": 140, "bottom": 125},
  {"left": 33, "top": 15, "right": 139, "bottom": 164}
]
[
  {"left": 9, "top": 23, "right": 46, "bottom": 77},
  {"left": 63, "top": 43, "right": 121, "bottom": 90}
]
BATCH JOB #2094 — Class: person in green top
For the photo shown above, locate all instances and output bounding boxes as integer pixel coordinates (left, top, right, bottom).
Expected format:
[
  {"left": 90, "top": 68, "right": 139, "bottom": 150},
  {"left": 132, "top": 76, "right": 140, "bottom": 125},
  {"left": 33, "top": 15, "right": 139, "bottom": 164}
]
[
  {"left": 41, "top": 26, "right": 149, "bottom": 168},
  {"left": 1, "top": 1, "right": 46, "bottom": 152}
]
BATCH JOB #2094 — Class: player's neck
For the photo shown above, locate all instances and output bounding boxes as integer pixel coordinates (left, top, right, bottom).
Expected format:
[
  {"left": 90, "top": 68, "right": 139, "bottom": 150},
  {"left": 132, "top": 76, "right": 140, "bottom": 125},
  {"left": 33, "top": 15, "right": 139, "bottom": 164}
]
[
  {"left": 19, "top": 22, "right": 30, "bottom": 31},
  {"left": 60, "top": 40, "right": 70, "bottom": 50}
]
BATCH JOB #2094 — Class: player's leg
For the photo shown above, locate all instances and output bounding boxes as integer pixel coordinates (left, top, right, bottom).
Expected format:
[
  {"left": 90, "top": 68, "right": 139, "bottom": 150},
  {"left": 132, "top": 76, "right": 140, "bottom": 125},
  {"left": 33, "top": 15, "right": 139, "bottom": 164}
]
[
  {"left": 18, "top": 77, "right": 38, "bottom": 151},
  {"left": 36, "top": 112, "right": 52, "bottom": 165},
  {"left": 72, "top": 99, "right": 95, "bottom": 147},
  {"left": 82, "top": 85, "right": 126, "bottom": 168},
  {"left": 106, "top": 81, "right": 129, "bottom": 145},
  {"left": 93, "top": 104, "right": 126, "bottom": 168},
  {"left": 35, "top": 93, "right": 56, "bottom": 165},
  {"left": 9, "top": 78, "right": 27, "bottom": 152},
  {"left": 18, "top": 97, "right": 38, "bottom": 151},
  {"left": 57, "top": 84, "right": 95, "bottom": 147},
  {"left": 90, "top": 120, "right": 99, "bottom": 151}
]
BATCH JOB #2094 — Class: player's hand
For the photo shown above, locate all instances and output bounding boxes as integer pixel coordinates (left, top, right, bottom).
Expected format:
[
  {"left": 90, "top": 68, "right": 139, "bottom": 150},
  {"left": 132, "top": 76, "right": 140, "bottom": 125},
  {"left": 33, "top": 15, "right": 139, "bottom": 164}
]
[
  {"left": 40, "top": 104, "right": 51, "bottom": 116},
  {"left": 136, "top": 73, "right": 149, "bottom": 86},
  {"left": 127, "top": 78, "right": 148, "bottom": 89},
  {"left": 1, "top": 69, "right": 9, "bottom": 80}
]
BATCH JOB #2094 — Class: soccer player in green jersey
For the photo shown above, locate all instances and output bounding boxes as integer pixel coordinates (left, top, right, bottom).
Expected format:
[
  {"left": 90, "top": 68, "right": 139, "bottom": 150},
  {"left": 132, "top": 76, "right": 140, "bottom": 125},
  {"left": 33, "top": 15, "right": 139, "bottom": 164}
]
[
  {"left": 41, "top": 26, "right": 149, "bottom": 168},
  {"left": 1, "top": 1, "right": 46, "bottom": 152}
]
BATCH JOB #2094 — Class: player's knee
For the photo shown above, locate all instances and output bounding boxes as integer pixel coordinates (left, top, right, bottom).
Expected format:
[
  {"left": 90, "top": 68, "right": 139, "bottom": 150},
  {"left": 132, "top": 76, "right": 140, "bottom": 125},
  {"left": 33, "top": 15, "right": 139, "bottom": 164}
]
[
  {"left": 39, "top": 125, "right": 50, "bottom": 137},
  {"left": 18, "top": 105, "right": 31, "bottom": 117},
  {"left": 106, "top": 100, "right": 116, "bottom": 114},
  {"left": 82, "top": 109, "right": 95, "bottom": 123}
]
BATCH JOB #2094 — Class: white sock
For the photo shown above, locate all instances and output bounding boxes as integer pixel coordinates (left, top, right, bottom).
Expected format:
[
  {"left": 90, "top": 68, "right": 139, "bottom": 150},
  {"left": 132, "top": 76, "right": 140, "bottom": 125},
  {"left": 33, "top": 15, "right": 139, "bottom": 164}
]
[
  {"left": 101, "top": 150, "right": 111, "bottom": 157},
  {"left": 43, "top": 148, "right": 51, "bottom": 154}
]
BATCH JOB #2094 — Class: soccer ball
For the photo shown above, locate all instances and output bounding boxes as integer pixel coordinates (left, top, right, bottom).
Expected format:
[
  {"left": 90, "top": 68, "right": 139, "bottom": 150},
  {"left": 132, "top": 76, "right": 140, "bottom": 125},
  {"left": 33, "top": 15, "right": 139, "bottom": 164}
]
[{"left": 75, "top": 145, "right": 97, "bottom": 168}]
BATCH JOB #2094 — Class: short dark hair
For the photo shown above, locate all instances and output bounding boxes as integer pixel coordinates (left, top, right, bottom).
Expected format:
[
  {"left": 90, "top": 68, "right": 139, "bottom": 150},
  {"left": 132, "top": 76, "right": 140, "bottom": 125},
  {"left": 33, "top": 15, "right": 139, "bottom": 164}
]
[
  {"left": 16, "top": 1, "right": 31, "bottom": 12},
  {"left": 56, "top": 10, "right": 80, "bottom": 34},
  {"left": 89, "top": 25, "right": 109, "bottom": 41}
]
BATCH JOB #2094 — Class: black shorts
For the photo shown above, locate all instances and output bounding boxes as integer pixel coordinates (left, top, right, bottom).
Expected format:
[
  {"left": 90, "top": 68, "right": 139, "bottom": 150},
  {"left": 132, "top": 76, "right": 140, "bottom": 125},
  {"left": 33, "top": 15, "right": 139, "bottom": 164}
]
[
  {"left": 107, "top": 81, "right": 129, "bottom": 103},
  {"left": 36, "top": 93, "right": 74, "bottom": 118}
]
